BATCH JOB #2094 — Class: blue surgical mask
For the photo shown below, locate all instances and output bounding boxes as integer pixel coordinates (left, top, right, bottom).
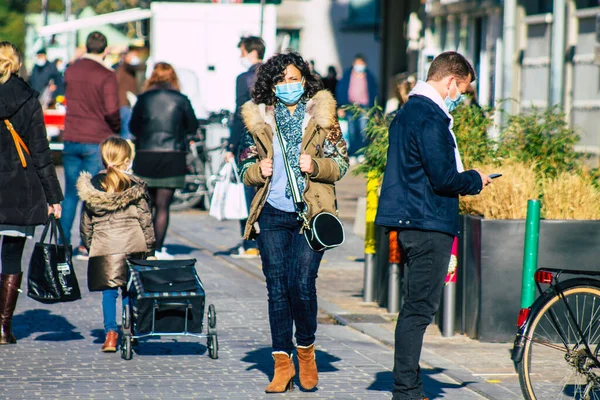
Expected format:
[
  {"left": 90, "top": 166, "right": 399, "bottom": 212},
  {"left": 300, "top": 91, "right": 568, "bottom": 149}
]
[
  {"left": 275, "top": 80, "right": 305, "bottom": 105},
  {"left": 444, "top": 81, "right": 465, "bottom": 112},
  {"left": 353, "top": 64, "right": 366, "bottom": 73}
]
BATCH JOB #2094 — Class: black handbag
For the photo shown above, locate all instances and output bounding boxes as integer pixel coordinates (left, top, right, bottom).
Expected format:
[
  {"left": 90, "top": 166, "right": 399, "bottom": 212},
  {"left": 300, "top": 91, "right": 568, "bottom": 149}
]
[
  {"left": 274, "top": 120, "right": 345, "bottom": 252},
  {"left": 27, "top": 215, "right": 81, "bottom": 303}
]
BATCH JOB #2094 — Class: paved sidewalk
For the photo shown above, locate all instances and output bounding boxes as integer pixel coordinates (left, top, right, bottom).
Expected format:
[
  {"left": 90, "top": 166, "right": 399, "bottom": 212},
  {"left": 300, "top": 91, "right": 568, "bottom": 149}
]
[
  {"left": 169, "top": 211, "right": 507, "bottom": 399},
  {"left": 0, "top": 212, "right": 483, "bottom": 399}
]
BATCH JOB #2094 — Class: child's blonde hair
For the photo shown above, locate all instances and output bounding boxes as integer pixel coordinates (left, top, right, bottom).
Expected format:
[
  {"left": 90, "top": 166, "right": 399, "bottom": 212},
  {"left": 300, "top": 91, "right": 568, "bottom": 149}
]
[
  {"left": 100, "top": 136, "right": 133, "bottom": 193},
  {"left": 0, "top": 42, "right": 21, "bottom": 84}
]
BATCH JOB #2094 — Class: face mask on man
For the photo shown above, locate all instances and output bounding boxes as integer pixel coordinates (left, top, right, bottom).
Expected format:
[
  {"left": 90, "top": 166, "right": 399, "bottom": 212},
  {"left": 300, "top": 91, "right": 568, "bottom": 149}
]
[
  {"left": 35, "top": 58, "right": 46, "bottom": 67},
  {"left": 240, "top": 56, "right": 253, "bottom": 70},
  {"left": 444, "top": 80, "right": 465, "bottom": 112},
  {"left": 128, "top": 56, "right": 141, "bottom": 66},
  {"left": 353, "top": 64, "right": 366, "bottom": 73},
  {"left": 275, "top": 79, "right": 305, "bottom": 105}
]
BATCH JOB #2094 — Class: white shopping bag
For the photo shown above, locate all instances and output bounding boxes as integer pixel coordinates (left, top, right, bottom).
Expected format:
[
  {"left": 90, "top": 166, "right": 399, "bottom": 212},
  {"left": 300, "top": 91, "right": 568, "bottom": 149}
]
[{"left": 209, "top": 159, "right": 249, "bottom": 221}]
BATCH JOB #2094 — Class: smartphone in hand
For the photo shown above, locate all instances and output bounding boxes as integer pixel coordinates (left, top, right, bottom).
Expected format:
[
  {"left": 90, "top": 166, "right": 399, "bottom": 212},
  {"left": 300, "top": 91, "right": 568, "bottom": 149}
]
[{"left": 489, "top": 173, "right": 502, "bottom": 179}]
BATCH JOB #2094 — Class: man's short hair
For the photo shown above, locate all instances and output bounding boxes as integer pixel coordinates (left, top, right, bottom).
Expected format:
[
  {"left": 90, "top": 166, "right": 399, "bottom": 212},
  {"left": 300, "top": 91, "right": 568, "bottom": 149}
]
[
  {"left": 239, "top": 36, "right": 266, "bottom": 60},
  {"left": 86, "top": 31, "right": 108, "bottom": 55},
  {"left": 427, "top": 51, "right": 476, "bottom": 82},
  {"left": 354, "top": 53, "right": 367, "bottom": 63}
]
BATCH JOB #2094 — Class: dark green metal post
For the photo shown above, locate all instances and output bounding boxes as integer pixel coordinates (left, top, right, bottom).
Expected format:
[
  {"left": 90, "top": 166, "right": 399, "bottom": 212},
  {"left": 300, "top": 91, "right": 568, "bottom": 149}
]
[{"left": 521, "top": 200, "right": 541, "bottom": 309}]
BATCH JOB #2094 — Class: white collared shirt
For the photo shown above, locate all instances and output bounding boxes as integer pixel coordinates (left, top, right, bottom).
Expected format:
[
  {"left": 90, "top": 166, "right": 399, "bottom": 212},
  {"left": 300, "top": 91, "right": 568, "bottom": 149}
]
[{"left": 408, "top": 80, "right": 464, "bottom": 172}]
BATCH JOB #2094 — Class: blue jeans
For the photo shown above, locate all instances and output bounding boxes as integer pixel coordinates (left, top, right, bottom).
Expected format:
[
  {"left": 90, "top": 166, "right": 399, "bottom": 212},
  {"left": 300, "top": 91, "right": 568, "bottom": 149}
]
[
  {"left": 347, "top": 114, "right": 368, "bottom": 156},
  {"left": 255, "top": 203, "right": 323, "bottom": 354},
  {"left": 62, "top": 141, "right": 103, "bottom": 246},
  {"left": 119, "top": 106, "right": 133, "bottom": 140},
  {"left": 102, "top": 288, "right": 130, "bottom": 333},
  {"left": 393, "top": 229, "right": 453, "bottom": 400}
]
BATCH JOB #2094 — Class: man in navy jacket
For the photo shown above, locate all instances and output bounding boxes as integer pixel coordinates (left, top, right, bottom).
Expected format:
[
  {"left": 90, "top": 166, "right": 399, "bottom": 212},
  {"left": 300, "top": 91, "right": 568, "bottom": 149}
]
[
  {"left": 227, "top": 36, "right": 265, "bottom": 258},
  {"left": 375, "top": 51, "right": 492, "bottom": 400}
]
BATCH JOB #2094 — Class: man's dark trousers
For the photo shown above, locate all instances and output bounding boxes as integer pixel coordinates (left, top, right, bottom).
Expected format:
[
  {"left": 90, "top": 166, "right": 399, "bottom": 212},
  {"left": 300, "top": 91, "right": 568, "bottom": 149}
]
[{"left": 392, "top": 229, "right": 454, "bottom": 400}]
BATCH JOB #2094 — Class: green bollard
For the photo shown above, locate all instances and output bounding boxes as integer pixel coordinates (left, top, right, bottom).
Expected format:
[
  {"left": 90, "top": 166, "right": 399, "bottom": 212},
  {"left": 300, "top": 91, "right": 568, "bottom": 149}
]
[{"left": 521, "top": 200, "right": 541, "bottom": 309}]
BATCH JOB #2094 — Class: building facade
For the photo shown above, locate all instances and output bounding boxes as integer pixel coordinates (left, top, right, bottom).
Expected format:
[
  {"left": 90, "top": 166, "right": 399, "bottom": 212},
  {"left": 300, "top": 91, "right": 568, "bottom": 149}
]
[
  {"left": 399, "top": 0, "right": 600, "bottom": 158},
  {"left": 276, "top": 0, "right": 381, "bottom": 83}
]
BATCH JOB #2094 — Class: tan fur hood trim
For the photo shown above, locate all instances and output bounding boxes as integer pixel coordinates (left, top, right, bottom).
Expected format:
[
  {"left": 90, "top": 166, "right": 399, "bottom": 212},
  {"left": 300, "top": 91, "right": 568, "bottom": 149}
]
[
  {"left": 241, "top": 90, "right": 337, "bottom": 135},
  {"left": 76, "top": 172, "right": 147, "bottom": 212}
]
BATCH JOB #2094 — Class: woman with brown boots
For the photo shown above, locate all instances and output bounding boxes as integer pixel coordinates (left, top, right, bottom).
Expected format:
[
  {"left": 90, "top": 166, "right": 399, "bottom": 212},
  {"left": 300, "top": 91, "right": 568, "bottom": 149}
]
[
  {"left": 239, "top": 52, "right": 349, "bottom": 392},
  {"left": 0, "top": 42, "right": 63, "bottom": 344}
]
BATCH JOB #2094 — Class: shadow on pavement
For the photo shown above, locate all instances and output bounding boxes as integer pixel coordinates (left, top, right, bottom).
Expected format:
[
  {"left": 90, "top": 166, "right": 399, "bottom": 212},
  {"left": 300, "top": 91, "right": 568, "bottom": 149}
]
[
  {"left": 367, "top": 371, "right": 393, "bottom": 392},
  {"left": 90, "top": 328, "right": 105, "bottom": 344},
  {"left": 368, "top": 368, "right": 476, "bottom": 398},
  {"left": 13, "top": 309, "right": 84, "bottom": 341},
  {"left": 163, "top": 244, "right": 197, "bottom": 256},
  {"left": 133, "top": 338, "right": 207, "bottom": 356}
]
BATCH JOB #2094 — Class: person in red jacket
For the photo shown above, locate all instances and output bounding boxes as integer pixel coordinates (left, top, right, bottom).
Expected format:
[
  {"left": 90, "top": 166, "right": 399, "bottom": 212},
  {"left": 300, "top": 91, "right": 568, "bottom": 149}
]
[{"left": 62, "top": 32, "right": 120, "bottom": 259}]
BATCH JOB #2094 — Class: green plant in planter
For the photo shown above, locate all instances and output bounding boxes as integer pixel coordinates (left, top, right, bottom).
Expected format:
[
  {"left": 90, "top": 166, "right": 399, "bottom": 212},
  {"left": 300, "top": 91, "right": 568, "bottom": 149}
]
[
  {"left": 452, "top": 103, "right": 496, "bottom": 167},
  {"left": 346, "top": 104, "right": 393, "bottom": 180},
  {"left": 499, "top": 106, "right": 584, "bottom": 178}
]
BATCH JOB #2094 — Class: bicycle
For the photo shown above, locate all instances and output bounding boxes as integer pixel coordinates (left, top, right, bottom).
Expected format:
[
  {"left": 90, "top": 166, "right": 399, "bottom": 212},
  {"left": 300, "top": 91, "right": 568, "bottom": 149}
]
[
  {"left": 170, "top": 124, "right": 227, "bottom": 211},
  {"left": 512, "top": 267, "right": 600, "bottom": 399}
]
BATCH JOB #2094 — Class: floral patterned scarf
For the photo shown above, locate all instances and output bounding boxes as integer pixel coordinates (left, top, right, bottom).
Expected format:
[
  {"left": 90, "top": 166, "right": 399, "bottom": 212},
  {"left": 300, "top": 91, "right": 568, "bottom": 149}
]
[{"left": 274, "top": 99, "right": 307, "bottom": 199}]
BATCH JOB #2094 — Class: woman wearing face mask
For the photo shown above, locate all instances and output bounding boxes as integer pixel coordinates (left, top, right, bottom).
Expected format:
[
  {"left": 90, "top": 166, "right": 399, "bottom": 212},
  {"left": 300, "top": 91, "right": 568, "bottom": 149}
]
[{"left": 239, "top": 52, "right": 349, "bottom": 393}]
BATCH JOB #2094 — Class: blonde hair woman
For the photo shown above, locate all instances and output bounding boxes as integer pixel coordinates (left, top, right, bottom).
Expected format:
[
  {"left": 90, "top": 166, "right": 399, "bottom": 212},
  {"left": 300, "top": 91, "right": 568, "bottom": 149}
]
[
  {"left": 77, "top": 136, "right": 155, "bottom": 352},
  {"left": 130, "top": 62, "right": 198, "bottom": 259},
  {"left": 0, "top": 42, "right": 63, "bottom": 345}
]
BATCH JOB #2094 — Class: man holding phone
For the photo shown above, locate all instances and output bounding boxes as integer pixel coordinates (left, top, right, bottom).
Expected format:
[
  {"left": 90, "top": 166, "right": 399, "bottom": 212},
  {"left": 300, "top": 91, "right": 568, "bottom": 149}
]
[{"left": 375, "top": 51, "right": 492, "bottom": 400}]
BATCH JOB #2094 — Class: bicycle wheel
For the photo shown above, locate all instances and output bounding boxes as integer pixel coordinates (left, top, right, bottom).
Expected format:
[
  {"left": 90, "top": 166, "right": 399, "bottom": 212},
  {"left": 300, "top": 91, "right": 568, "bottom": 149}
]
[{"left": 517, "top": 284, "right": 600, "bottom": 399}]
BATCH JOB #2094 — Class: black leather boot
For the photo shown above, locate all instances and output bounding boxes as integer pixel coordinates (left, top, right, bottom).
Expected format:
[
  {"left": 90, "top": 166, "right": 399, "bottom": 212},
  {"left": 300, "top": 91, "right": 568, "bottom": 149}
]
[{"left": 0, "top": 272, "right": 23, "bottom": 345}]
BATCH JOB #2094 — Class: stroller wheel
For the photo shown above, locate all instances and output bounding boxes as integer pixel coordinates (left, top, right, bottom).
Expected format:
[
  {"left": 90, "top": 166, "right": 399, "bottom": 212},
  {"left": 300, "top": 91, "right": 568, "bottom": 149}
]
[
  {"left": 121, "top": 335, "right": 133, "bottom": 361},
  {"left": 207, "top": 334, "right": 219, "bottom": 360},
  {"left": 208, "top": 304, "right": 217, "bottom": 329},
  {"left": 122, "top": 304, "right": 131, "bottom": 331}
]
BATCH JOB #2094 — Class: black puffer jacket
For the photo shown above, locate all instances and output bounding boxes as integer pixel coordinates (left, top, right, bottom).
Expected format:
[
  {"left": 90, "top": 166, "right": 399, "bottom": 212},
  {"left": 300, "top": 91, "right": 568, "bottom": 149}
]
[
  {"left": 129, "top": 85, "right": 198, "bottom": 153},
  {"left": 0, "top": 76, "right": 63, "bottom": 226}
]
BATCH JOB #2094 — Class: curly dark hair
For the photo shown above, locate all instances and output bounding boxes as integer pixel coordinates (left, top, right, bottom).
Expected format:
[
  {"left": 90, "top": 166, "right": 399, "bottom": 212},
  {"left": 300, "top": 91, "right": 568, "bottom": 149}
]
[{"left": 252, "top": 52, "right": 323, "bottom": 105}]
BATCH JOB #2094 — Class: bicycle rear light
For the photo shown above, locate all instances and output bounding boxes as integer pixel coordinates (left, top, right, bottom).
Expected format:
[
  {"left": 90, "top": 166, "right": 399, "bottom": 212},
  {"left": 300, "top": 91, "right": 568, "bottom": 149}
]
[
  {"left": 517, "top": 308, "right": 530, "bottom": 328},
  {"left": 534, "top": 270, "right": 553, "bottom": 284}
]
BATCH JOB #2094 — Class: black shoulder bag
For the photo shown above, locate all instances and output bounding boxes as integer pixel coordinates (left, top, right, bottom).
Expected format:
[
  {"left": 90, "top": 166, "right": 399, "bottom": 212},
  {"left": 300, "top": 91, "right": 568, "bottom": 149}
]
[{"left": 274, "top": 120, "right": 345, "bottom": 252}]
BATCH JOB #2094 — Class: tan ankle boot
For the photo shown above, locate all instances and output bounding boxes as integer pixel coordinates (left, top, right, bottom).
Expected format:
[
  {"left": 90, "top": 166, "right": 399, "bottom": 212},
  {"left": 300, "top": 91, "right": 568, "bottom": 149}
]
[
  {"left": 297, "top": 343, "right": 318, "bottom": 390},
  {"left": 265, "top": 352, "right": 295, "bottom": 393},
  {"left": 0, "top": 273, "right": 23, "bottom": 345}
]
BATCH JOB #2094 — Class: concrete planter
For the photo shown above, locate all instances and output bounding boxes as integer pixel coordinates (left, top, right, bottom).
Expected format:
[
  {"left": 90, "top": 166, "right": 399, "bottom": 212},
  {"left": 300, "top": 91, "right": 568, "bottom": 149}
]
[{"left": 453, "top": 214, "right": 600, "bottom": 342}]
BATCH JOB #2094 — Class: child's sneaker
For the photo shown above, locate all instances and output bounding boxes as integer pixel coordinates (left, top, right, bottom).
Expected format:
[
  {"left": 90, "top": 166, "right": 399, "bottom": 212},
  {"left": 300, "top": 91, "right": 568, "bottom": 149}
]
[
  {"left": 155, "top": 247, "right": 174, "bottom": 260},
  {"left": 75, "top": 246, "right": 89, "bottom": 261}
]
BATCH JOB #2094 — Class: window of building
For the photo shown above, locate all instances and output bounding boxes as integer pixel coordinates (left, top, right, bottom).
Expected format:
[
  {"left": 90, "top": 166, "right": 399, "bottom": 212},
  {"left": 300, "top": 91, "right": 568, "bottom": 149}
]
[
  {"left": 523, "top": 0, "right": 553, "bottom": 15},
  {"left": 575, "top": 0, "right": 599, "bottom": 8},
  {"left": 344, "top": 0, "right": 379, "bottom": 29}
]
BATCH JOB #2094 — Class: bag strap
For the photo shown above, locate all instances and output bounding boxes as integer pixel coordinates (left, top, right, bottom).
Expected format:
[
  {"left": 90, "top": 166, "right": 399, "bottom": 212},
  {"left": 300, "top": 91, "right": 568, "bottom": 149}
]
[
  {"left": 4, "top": 120, "right": 31, "bottom": 168},
  {"left": 273, "top": 119, "right": 310, "bottom": 229},
  {"left": 39, "top": 215, "right": 72, "bottom": 258}
]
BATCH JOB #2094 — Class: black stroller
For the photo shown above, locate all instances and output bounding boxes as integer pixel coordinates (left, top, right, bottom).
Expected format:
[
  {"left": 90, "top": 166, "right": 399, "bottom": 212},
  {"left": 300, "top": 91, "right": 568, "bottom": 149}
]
[{"left": 121, "top": 259, "right": 218, "bottom": 360}]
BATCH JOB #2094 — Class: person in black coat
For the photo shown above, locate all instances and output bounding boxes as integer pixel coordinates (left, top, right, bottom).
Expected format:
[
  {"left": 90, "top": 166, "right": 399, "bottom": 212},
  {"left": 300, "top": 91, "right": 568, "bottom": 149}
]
[
  {"left": 0, "top": 42, "right": 63, "bottom": 345},
  {"left": 129, "top": 62, "right": 198, "bottom": 260}
]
